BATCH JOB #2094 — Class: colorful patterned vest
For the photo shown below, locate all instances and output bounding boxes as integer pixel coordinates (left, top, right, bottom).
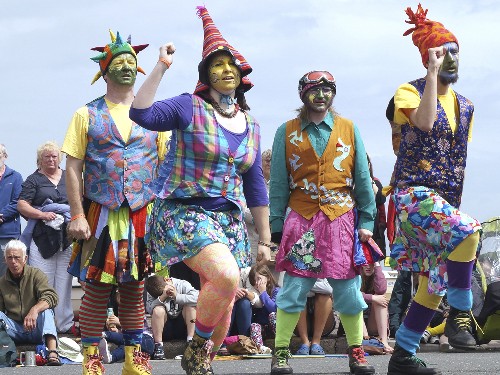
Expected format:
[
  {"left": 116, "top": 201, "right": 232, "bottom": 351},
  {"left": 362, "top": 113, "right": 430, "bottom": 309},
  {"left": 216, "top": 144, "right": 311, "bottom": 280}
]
[
  {"left": 285, "top": 117, "right": 355, "bottom": 220},
  {"left": 391, "top": 78, "right": 473, "bottom": 208},
  {"left": 84, "top": 97, "right": 159, "bottom": 211},
  {"left": 153, "top": 95, "right": 260, "bottom": 218}
]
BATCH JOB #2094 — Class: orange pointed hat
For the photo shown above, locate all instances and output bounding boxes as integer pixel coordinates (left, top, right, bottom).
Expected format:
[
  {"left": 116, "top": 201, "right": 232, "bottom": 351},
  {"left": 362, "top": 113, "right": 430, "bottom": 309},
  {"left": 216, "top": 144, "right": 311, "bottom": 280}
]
[
  {"left": 90, "top": 30, "right": 149, "bottom": 84},
  {"left": 403, "top": 4, "right": 458, "bottom": 67},
  {"left": 194, "top": 6, "right": 253, "bottom": 95}
]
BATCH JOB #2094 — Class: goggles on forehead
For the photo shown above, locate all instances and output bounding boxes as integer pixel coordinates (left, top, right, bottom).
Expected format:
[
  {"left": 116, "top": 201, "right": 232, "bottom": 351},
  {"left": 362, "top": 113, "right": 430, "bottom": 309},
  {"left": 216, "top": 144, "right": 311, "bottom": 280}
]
[
  {"left": 298, "top": 70, "right": 336, "bottom": 98},
  {"left": 302, "top": 71, "right": 335, "bottom": 85}
]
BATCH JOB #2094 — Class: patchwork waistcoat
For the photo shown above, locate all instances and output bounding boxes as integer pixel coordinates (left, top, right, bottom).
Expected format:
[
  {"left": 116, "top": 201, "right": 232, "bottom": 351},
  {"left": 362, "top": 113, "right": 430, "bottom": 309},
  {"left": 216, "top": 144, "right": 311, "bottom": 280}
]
[
  {"left": 153, "top": 95, "right": 260, "bottom": 218},
  {"left": 84, "top": 97, "right": 159, "bottom": 211},
  {"left": 285, "top": 117, "right": 355, "bottom": 220},
  {"left": 391, "top": 78, "right": 473, "bottom": 208}
]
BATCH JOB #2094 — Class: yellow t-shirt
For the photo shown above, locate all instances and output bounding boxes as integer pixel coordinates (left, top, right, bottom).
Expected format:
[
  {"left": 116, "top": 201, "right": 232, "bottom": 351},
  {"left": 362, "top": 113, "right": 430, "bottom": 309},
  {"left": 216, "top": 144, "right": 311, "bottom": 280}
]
[
  {"left": 62, "top": 98, "right": 168, "bottom": 160},
  {"left": 394, "top": 83, "right": 473, "bottom": 142}
]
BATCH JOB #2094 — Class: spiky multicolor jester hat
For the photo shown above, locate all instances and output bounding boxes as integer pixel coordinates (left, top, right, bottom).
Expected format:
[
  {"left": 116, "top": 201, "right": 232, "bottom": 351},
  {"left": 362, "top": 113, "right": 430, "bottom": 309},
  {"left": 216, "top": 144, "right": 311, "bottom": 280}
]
[
  {"left": 90, "top": 30, "right": 149, "bottom": 84},
  {"left": 194, "top": 6, "right": 253, "bottom": 95}
]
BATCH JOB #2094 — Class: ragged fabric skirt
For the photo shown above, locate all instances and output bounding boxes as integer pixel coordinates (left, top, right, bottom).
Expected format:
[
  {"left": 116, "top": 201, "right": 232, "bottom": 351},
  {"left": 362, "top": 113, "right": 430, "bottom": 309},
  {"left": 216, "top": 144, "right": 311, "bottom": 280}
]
[{"left": 68, "top": 198, "right": 152, "bottom": 284}]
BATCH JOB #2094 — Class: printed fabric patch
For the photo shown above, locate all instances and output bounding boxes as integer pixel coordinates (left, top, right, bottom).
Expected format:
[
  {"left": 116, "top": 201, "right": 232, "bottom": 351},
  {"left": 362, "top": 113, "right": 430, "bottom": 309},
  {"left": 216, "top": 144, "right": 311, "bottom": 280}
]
[{"left": 285, "top": 229, "right": 322, "bottom": 273}]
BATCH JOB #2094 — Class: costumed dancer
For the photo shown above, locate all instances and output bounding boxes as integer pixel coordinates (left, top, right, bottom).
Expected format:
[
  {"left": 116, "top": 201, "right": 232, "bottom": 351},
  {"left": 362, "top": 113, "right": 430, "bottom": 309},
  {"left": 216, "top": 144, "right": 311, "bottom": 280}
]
[
  {"left": 62, "top": 30, "right": 168, "bottom": 375},
  {"left": 129, "top": 6, "right": 271, "bottom": 375},
  {"left": 269, "top": 70, "right": 377, "bottom": 375},
  {"left": 387, "top": 4, "right": 481, "bottom": 375}
]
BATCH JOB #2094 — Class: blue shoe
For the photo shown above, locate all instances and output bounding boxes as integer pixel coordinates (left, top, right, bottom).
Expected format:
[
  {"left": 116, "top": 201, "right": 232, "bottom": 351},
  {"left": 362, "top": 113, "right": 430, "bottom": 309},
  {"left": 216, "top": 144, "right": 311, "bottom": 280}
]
[
  {"left": 309, "top": 344, "right": 325, "bottom": 355},
  {"left": 295, "top": 344, "right": 310, "bottom": 355}
]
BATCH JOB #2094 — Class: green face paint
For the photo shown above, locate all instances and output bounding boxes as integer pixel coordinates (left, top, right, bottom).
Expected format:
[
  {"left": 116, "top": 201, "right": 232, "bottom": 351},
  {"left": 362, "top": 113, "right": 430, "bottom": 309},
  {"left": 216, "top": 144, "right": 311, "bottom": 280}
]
[
  {"left": 106, "top": 53, "right": 137, "bottom": 86},
  {"left": 439, "top": 42, "right": 459, "bottom": 84},
  {"left": 304, "top": 85, "right": 334, "bottom": 113}
]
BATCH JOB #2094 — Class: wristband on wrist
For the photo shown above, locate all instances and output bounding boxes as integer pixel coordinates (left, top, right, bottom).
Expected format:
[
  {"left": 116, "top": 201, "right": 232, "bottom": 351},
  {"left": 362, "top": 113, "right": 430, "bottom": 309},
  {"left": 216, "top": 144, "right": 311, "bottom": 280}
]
[
  {"left": 258, "top": 240, "right": 272, "bottom": 248},
  {"left": 70, "top": 213, "right": 85, "bottom": 222},
  {"left": 258, "top": 241, "right": 278, "bottom": 252},
  {"left": 158, "top": 57, "right": 172, "bottom": 69}
]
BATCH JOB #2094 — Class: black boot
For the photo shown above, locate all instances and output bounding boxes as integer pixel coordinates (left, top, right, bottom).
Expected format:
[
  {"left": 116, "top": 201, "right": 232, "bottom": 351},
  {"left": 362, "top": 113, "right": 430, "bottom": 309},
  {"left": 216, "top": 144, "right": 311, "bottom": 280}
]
[
  {"left": 348, "top": 345, "right": 375, "bottom": 374},
  {"left": 387, "top": 344, "right": 441, "bottom": 375},
  {"left": 444, "top": 307, "right": 477, "bottom": 350}
]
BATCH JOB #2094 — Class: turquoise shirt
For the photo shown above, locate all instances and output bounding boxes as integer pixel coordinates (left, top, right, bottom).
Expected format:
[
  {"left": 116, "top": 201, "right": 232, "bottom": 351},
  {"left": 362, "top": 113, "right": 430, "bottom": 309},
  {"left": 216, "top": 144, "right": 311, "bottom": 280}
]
[{"left": 269, "top": 111, "right": 376, "bottom": 233}]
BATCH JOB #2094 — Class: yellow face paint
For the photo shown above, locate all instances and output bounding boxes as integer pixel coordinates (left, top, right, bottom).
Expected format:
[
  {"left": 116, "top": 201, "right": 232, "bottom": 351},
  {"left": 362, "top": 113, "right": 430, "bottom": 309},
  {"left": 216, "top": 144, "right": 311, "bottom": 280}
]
[
  {"left": 106, "top": 53, "right": 137, "bottom": 86},
  {"left": 208, "top": 53, "right": 241, "bottom": 94}
]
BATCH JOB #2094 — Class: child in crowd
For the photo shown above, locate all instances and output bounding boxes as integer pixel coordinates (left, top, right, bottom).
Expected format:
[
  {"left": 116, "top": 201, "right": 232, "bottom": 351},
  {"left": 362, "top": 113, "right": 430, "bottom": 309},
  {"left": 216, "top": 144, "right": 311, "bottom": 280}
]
[
  {"left": 98, "top": 302, "right": 154, "bottom": 363},
  {"left": 145, "top": 274, "right": 199, "bottom": 360},
  {"left": 248, "top": 264, "right": 280, "bottom": 353},
  {"left": 360, "top": 262, "right": 393, "bottom": 353},
  {"left": 226, "top": 266, "right": 261, "bottom": 337},
  {"left": 217, "top": 266, "right": 260, "bottom": 356}
]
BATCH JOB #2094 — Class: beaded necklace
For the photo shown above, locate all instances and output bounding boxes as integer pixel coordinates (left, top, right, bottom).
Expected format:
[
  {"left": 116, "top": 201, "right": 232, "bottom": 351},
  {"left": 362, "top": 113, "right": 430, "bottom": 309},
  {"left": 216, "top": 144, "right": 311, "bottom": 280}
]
[{"left": 211, "top": 100, "right": 240, "bottom": 118}]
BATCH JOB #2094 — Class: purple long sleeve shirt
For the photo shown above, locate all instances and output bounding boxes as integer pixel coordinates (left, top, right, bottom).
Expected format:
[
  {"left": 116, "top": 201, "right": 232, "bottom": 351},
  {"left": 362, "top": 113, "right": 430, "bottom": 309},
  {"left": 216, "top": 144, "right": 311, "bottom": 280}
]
[
  {"left": 129, "top": 93, "right": 269, "bottom": 210},
  {"left": 253, "top": 286, "right": 280, "bottom": 325}
]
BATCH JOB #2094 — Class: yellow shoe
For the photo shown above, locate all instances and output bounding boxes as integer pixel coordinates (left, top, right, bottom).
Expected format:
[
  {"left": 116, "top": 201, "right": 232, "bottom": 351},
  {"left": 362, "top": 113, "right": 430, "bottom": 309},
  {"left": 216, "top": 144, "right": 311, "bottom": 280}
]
[
  {"left": 121, "top": 345, "right": 152, "bottom": 375},
  {"left": 82, "top": 345, "right": 105, "bottom": 375}
]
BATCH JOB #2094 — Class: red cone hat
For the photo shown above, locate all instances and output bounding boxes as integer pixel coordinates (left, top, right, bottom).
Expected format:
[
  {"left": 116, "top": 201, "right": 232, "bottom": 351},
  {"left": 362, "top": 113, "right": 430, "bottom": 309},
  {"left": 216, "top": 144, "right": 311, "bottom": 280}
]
[{"left": 194, "top": 6, "right": 253, "bottom": 94}]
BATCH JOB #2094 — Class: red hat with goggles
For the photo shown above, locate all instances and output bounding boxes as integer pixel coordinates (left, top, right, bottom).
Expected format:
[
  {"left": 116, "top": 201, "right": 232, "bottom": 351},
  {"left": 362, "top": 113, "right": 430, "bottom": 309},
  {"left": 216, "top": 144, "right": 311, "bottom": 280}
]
[{"left": 298, "top": 71, "right": 336, "bottom": 99}]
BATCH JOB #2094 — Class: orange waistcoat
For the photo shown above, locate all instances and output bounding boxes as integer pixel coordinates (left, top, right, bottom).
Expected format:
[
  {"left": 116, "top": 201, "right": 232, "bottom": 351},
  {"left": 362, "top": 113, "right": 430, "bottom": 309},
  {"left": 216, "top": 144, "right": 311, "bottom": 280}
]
[{"left": 285, "top": 117, "right": 356, "bottom": 220}]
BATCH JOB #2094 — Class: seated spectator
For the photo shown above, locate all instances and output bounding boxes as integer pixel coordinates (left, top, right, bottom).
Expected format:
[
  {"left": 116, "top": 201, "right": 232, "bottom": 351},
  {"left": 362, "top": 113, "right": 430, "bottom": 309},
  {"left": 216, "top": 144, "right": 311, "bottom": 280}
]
[
  {"left": 227, "top": 266, "right": 261, "bottom": 339},
  {"left": 98, "top": 312, "right": 154, "bottom": 364},
  {"left": 0, "top": 239, "right": 62, "bottom": 365},
  {"left": 294, "top": 279, "right": 333, "bottom": 355},
  {"left": 145, "top": 274, "right": 198, "bottom": 360},
  {"left": 248, "top": 264, "right": 280, "bottom": 353},
  {"left": 360, "top": 262, "right": 393, "bottom": 353}
]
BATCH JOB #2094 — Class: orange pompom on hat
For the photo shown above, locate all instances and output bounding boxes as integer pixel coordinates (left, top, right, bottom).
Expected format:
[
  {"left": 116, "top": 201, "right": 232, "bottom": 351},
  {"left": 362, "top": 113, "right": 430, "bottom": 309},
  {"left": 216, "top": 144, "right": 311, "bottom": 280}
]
[
  {"left": 403, "top": 3, "right": 458, "bottom": 67},
  {"left": 194, "top": 6, "right": 253, "bottom": 95}
]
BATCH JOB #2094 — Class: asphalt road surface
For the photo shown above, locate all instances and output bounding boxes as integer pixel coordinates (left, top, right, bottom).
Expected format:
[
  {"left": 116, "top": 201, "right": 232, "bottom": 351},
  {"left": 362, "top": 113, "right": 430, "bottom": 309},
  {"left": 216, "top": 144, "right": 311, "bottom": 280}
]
[{"left": 7, "top": 351, "right": 500, "bottom": 374}]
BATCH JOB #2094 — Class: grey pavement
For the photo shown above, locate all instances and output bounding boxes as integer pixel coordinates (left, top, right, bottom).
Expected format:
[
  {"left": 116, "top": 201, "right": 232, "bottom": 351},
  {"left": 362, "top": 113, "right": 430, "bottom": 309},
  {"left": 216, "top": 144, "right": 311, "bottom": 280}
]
[
  {"left": 9, "top": 339, "right": 500, "bottom": 374},
  {"left": 6, "top": 346, "right": 500, "bottom": 375}
]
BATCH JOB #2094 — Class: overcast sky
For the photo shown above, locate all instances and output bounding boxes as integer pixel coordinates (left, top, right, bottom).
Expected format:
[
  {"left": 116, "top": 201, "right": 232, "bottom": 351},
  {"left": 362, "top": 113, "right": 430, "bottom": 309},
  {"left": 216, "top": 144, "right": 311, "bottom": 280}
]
[{"left": 2, "top": 0, "right": 499, "bottom": 224}]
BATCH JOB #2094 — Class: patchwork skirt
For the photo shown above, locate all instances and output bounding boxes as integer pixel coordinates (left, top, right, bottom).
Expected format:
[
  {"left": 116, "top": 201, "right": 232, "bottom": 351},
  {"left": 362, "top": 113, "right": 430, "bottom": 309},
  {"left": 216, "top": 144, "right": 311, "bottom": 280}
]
[{"left": 68, "top": 198, "right": 153, "bottom": 284}]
